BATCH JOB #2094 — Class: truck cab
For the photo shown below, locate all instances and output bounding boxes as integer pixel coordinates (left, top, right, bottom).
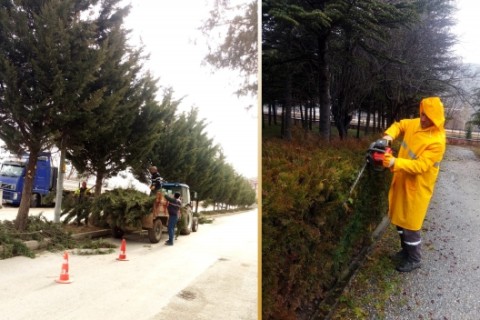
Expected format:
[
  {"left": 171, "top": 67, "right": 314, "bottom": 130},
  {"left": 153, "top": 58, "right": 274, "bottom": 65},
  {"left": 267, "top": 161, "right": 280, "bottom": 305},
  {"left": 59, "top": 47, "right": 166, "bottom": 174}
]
[
  {"left": 0, "top": 153, "right": 57, "bottom": 207},
  {"left": 161, "top": 182, "right": 193, "bottom": 207}
]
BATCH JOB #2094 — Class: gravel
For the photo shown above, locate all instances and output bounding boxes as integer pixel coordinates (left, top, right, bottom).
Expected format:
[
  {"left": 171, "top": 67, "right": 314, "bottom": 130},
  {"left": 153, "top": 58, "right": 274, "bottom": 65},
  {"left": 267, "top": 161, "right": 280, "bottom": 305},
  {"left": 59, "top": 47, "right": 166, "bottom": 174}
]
[{"left": 383, "top": 145, "right": 480, "bottom": 319}]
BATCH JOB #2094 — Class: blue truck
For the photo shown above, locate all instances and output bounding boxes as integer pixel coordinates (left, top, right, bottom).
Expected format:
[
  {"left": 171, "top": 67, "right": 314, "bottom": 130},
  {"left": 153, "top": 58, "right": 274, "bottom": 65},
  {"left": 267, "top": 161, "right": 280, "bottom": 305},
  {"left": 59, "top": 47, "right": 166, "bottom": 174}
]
[{"left": 0, "top": 153, "right": 58, "bottom": 207}]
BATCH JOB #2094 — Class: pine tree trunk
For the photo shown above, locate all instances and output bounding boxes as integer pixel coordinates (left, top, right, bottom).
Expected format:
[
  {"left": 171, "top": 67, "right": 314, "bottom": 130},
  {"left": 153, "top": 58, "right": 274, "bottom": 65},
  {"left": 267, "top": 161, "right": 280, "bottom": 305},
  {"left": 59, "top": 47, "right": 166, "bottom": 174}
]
[
  {"left": 14, "top": 149, "right": 40, "bottom": 231},
  {"left": 293, "top": 106, "right": 297, "bottom": 126},
  {"left": 356, "top": 108, "right": 361, "bottom": 139},
  {"left": 300, "top": 104, "right": 306, "bottom": 129},
  {"left": 95, "top": 171, "right": 104, "bottom": 196},
  {"left": 309, "top": 102, "right": 313, "bottom": 130},
  {"left": 273, "top": 101, "right": 277, "bottom": 125},
  {"left": 379, "top": 104, "right": 384, "bottom": 132},
  {"left": 365, "top": 105, "right": 371, "bottom": 135},
  {"left": 282, "top": 74, "right": 293, "bottom": 140},
  {"left": 262, "top": 105, "right": 265, "bottom": 129},
  {"left": 311, "top": 105, "right": 316, "bottom": 131},
  {"left": 318, "top": 35, "right": 331, "bottom": 141},
  {"left": 268, "top": 103, "right": 272, "bottom": 126}
]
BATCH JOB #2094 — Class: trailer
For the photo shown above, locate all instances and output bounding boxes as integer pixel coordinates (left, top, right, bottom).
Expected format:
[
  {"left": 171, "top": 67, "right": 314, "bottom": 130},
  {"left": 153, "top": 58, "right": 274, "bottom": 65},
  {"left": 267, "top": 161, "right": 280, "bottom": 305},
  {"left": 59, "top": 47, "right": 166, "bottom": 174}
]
[{"left": 111, "top": 182, "right": 199, "bottom": 243}]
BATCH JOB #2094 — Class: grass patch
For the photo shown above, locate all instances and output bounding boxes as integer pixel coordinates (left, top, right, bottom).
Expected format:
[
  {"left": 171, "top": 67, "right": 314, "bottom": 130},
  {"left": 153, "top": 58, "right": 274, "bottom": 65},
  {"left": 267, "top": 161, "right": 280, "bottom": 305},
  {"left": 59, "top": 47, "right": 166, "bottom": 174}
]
[
  {"left": 74, "top": 238, "right": 116, "bottom": 255},
  {"left": 200, "top": 206, "right": 254, "bottom": 216},
  {"left": 198, "top": 217, "right": 214, "bottom": 224},
  {"left": 74, "top": 248, "right": 115, "bottom": 255},
  {"left": 198, "top": 205, "right": 255, "bottom": 224},
  {"left": 330, "top": 225, "right": 402, "bottom": 319}
]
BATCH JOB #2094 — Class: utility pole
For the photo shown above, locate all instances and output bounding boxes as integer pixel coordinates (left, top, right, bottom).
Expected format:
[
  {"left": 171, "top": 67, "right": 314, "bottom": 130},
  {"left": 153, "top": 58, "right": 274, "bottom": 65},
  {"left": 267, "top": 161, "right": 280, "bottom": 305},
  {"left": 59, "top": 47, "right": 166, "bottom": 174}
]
[{"left": 53, "top": 143, "right": 66, "bottom": 222}]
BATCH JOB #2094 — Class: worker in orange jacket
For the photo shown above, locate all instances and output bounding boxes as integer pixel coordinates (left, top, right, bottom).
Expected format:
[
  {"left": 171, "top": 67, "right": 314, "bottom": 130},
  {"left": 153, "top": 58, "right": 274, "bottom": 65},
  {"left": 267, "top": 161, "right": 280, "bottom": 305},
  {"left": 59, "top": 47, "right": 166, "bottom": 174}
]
[{"left": 382, "top": 97, "right": 446, "bottom": 272}]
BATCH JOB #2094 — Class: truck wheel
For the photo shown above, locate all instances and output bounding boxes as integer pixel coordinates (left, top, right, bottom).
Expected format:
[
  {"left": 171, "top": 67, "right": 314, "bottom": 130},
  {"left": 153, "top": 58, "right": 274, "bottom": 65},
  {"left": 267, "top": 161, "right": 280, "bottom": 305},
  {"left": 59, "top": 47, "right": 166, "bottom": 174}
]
[
  {"left": 192, "top": 217, "right": 199, "bottom": 232},
  {"left": 148, "top": 219, "right": 163, "bottom": 243},
  {"left": 112, "top": 226, "right": 124, "bottom": 239},
  {"left": 180, "top": 208, "right": 193, "bottom": 235}
]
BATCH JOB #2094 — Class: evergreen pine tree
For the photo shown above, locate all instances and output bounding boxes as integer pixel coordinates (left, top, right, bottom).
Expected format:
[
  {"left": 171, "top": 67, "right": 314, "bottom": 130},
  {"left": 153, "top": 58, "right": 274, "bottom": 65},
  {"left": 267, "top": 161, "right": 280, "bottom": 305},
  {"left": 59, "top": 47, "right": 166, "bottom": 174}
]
[{"left": 0, "top": 0, "right": 102, "bottom": 230}]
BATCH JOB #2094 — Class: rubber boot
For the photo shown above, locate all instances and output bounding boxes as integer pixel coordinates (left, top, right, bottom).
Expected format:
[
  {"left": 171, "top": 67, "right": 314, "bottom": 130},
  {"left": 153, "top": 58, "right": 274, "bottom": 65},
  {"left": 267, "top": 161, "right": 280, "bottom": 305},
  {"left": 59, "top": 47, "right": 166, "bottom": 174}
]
[
  {"left": 392, "top": 228, "right": 408, "bottom": 262},
  {"left": 396, "top": 243, "right": 421, "bottom": 272}
]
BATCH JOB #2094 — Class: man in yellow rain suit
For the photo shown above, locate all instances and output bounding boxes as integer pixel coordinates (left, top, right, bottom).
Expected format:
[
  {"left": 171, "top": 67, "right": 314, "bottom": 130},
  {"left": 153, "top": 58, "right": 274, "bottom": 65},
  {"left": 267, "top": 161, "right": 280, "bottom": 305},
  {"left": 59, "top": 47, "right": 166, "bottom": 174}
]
[{"left": 382, "top": 97, "right": 446, "bottom": 272}]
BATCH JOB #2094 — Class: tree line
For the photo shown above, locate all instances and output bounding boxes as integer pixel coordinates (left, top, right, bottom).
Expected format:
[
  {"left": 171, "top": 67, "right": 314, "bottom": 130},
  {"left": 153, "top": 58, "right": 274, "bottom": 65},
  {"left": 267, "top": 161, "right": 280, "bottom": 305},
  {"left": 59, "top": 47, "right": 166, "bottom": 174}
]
[
  {"left": 263, "top": 0, "right": 473, "bottom": 140},
  {"left": 0, "top": 0, "right": 256, "bottom": 231}
]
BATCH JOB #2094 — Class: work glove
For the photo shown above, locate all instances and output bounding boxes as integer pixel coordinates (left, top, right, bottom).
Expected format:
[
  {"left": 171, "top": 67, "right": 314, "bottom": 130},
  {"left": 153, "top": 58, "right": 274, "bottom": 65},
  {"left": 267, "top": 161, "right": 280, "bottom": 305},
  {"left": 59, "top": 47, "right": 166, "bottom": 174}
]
[
  {"left": 382, "top": 135, "right": 393, "bottom": 145},
  {"left": 382, "top": 152, "right": 395, "bottom": 168}
]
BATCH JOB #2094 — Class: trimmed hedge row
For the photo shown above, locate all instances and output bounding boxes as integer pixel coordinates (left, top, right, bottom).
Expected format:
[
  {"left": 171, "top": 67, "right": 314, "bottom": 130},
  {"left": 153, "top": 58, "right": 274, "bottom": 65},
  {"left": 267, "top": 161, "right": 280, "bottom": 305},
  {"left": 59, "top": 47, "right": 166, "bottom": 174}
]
[{"left": 262, "top": 135, "right": 391, "bottom": 319}]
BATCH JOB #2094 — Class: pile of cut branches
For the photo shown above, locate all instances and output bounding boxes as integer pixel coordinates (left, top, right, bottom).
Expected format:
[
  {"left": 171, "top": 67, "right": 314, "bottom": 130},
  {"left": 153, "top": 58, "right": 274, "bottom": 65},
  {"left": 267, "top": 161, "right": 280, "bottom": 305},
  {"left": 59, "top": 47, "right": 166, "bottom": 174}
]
[
  {"left": 92, "top": 189, "right": 154, "bottom": 229},
  {"left": 61, "top": 188, "right": 154, "bottom": 229},
  {"left": 0, "top": 214, "right": 76, "bottom": 259}
]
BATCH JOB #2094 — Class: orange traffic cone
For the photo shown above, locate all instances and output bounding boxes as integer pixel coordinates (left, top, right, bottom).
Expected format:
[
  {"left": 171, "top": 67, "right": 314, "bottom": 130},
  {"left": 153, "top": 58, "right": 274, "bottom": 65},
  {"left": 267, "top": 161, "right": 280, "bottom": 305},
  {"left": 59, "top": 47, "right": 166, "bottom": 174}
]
[
  {"left": 116, "top": 238, "right": 129, "bottom": 261},
  {"left": 55, "top": 251, "right": 73, "bottom": 284}
]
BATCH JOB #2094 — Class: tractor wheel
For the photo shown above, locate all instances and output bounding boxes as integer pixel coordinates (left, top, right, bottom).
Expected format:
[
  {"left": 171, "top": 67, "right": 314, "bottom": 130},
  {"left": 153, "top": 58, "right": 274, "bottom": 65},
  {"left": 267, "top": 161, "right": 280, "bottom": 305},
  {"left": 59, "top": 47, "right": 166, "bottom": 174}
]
[
  {"left": 148, "top": 219, "right": 163, "bottom": 243},
  {"left": 180, "top": 207, "right": 193, "bottom": 235},
  {"left": 192, "top": 217, "right": 199, "bottom": 232}
]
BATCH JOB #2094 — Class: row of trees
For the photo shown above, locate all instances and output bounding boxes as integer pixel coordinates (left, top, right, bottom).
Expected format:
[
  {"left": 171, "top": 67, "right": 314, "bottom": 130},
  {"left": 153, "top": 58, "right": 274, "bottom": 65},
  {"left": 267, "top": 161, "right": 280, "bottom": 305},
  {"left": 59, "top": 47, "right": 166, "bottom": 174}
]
[
  {"left": 0, "top": 0, "right": 256, "bottom": 231},
  {"left": 263, "top": 0, "right": 471, "bottom": 140}
]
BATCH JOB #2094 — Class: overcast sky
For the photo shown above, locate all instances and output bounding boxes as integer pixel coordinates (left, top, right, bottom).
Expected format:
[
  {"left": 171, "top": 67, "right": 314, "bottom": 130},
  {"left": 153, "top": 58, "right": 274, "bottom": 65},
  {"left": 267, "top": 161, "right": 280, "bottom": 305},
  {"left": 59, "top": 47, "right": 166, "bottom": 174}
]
[
  {"left": 453, "top": 0, "right": 480, "bottom": 64},
  {"left": 122, "top": 0, "right": 258, "bottom": 178}
]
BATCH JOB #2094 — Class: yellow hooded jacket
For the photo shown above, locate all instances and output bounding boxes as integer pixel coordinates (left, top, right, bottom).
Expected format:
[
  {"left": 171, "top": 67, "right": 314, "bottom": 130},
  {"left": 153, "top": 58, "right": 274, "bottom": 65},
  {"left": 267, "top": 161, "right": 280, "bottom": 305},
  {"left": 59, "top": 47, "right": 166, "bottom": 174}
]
[{"left": 384, "top": 97, "right": 446, "bottom": 231}]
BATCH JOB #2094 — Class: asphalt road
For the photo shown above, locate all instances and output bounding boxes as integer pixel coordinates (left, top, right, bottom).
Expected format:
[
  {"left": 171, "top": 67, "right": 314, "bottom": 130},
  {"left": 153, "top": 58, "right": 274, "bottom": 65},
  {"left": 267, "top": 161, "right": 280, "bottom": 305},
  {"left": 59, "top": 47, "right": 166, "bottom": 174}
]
[{"left": 0, "top": 209, "right": 259, "bottom": 320}]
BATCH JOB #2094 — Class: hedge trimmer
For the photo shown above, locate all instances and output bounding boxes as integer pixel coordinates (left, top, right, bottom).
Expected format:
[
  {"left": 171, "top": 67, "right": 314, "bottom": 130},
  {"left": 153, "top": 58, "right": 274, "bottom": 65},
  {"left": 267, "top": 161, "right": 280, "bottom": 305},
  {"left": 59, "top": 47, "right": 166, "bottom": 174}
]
[{"left": 347, "top": 139, "right": 392, "bottom": 198}]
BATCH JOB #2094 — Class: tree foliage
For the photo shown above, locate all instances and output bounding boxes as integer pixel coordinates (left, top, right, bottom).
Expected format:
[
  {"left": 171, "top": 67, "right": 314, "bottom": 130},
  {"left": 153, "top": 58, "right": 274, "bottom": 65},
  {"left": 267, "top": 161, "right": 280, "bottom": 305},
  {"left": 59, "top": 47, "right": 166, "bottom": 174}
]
[
  {"left": 144, "top": 106, "right": 256, "bottom": 207},
  {"left": 262, "top": 0, "right": 462, "bottom": 140},
  {"left": 201, "top": 0, "right": 258, "bottom": 96},
  {"left": 61, "top": 0, "right": 164, "bottom": 196},
  {"left": 0, "top": 0, "right": 103, "bottom": 230}
]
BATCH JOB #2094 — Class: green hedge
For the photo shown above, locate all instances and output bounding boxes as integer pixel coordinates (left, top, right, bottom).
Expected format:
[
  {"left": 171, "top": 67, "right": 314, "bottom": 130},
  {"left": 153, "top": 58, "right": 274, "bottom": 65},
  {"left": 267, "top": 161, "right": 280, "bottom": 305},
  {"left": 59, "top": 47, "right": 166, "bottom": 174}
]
[{"left": 262, "top": 135, "right": 391, "bottom": 319}]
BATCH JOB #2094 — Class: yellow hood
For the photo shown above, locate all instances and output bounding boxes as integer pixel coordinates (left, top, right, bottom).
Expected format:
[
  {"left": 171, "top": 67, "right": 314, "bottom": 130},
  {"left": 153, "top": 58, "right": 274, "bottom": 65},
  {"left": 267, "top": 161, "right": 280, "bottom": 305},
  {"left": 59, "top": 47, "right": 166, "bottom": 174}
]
[{"left": 420, "top": 97, "right": 445, "bottom": 130}]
